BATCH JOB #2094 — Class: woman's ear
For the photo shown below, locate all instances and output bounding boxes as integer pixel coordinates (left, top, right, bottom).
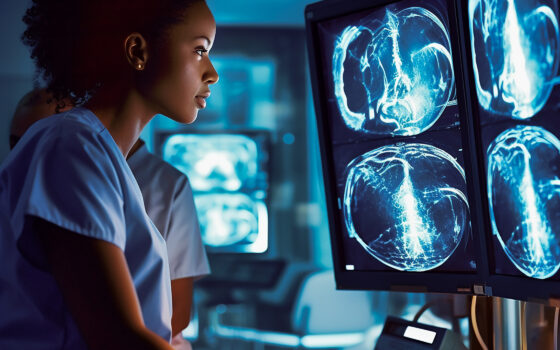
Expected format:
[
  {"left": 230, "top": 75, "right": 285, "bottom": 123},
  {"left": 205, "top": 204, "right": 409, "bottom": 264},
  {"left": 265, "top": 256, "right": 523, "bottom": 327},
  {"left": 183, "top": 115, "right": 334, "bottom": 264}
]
[{"left": 124, "top": 32, "right": 148, "bottom": 71}]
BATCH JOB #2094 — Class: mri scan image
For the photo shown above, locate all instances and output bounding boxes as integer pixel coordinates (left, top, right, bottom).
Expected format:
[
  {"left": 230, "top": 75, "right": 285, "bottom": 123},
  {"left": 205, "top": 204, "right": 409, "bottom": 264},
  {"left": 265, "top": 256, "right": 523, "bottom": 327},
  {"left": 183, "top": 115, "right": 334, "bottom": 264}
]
[
  {"left": 487, "top": 125, "right": 560, "bottom": 278},
  {"left": 333, "top": 6, "right": 455, "bottom": 136},
  {"left": 343, "top": 143, "right": 470, "bottom": 271},
  {"left": 469, "top": 0, "right": 560, "bottom": 119}
]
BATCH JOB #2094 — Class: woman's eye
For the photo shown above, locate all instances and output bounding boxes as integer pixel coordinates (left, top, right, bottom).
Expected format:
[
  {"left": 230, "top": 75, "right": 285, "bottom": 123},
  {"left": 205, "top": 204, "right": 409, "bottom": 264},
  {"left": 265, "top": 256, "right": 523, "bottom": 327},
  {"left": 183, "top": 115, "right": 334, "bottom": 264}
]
[{"left": 195, "top": 48, "right": 208, "bottom": 57}]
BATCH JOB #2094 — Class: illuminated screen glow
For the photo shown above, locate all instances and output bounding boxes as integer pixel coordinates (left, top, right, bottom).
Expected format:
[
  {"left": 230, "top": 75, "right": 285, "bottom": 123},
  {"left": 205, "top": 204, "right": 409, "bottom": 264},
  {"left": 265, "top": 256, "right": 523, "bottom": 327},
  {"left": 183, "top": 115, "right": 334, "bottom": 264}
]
[
  {"left": 469, "top": 0, "right": 560, "bottom": 281},
  {"left": 162, "top": 134, "right": 258, "bottom": 192},
  {"left": 161, "top": 133, "right": 269, "bottom": 253},
  {"left": 344, "top": 143, "right": 469, "bottom": 271},
  {"left": 469, "top": 0, "right": 560, "bottom": 119},
  {"left": 333, "top": 6, "right": 455, "bottom": 136},
  {"left": 487, "top": 126, "right": 560, "bottom": 279},
  {"left": 315, "top": 0, "right": 477, "bottom": 275},
  {"left": 195, "top": 193, "right": 268, "bottom": 252}
]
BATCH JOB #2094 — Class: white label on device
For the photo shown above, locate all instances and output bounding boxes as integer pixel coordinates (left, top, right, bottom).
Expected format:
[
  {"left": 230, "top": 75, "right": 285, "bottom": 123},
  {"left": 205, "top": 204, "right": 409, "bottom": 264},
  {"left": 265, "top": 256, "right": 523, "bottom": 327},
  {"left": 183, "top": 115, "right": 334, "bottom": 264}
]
[{"left": 403, "top": 326, "right": 436, "bottom": 344}]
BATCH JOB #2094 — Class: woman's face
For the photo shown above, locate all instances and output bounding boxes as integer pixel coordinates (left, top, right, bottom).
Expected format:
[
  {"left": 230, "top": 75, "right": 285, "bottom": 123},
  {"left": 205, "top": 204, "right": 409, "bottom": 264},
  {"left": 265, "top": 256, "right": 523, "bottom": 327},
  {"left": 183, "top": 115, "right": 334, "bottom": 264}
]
[{"left": 143, "top": 1, "right": 219, "bottom": 124}]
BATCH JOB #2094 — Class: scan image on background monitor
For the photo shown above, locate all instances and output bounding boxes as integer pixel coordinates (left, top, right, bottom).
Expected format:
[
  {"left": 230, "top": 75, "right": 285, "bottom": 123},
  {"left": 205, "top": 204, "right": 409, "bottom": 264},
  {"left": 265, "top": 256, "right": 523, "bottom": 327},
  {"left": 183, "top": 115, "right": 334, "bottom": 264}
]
[
  {"left": 468, "top": 0, "right": 560, "bottom": 281},
  {"left": 312, "top": 0, "right": 478, "bottom": 279},
  {"left": 163, "top": 134, "right": 259, "bottom": 192},
  {"left": 160, "top": 132, "right": 269, "bottom": 253}
]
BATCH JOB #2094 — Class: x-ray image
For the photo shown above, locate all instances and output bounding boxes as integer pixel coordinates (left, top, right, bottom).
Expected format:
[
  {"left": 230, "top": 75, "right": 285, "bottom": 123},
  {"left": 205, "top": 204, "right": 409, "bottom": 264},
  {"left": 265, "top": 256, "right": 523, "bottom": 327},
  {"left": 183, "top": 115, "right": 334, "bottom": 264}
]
[
  {"left": 487, "top": 125, "right": 560, "bottom": 279},
  {"left": 314, "top": 0, "right": 477, "bottom": 274},
  {"left": 468, "top": 0, "right": 560, "bottom": 279},
  {"left": 469, "top": 0, "right": 560, "bottom": 120},
  {"left": 343, "top": 143, "right": 470, "bottom": 271},
  {"left": 331, "top": 6, "right": 455, "bottom": 136}
]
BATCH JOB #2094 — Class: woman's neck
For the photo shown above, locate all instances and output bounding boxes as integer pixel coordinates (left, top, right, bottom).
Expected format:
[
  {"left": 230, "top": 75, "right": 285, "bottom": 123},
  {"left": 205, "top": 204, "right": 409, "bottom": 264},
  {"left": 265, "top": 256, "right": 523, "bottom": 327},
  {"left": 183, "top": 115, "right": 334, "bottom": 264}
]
[{"left": 84, "top": 86, "right": 154, "bottom": 158}]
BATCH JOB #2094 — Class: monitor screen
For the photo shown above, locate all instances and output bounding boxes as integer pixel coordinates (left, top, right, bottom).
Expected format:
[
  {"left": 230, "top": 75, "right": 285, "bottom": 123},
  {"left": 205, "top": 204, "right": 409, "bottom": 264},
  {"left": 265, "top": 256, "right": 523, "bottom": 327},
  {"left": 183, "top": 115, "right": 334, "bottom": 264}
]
[
  {"left": 467, "top": 0, "right": 560, "bottom": 290},
  {"left": 307, "top": 0, "right": 484, "bottom": 293},
  {"left": 158, "top": 132, "right": 270, "bottom": 253}
]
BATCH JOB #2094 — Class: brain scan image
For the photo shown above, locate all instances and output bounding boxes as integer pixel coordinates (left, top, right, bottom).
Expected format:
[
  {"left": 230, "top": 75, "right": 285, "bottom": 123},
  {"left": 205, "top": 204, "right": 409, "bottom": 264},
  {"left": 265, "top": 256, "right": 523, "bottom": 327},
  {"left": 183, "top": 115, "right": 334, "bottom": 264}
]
[
  {"left": 333, "top": 6, "right": 455, "bottom": 136},
  {"left": 487, "top": 125, "right": 560, "bottom": 279},
  {"left": 469, "top": 0, "right": 560, "bottom": 119},
  {"left": 343, "top": 143, "right": 469, "bottom": 271}
]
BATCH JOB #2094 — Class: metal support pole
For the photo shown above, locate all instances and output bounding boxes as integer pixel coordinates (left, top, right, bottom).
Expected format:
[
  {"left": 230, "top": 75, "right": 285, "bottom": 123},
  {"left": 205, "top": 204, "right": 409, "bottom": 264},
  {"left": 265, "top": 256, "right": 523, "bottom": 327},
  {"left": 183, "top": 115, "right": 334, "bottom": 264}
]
[{"left": 493, "top": 297, "right": 522, "bottom": 350}]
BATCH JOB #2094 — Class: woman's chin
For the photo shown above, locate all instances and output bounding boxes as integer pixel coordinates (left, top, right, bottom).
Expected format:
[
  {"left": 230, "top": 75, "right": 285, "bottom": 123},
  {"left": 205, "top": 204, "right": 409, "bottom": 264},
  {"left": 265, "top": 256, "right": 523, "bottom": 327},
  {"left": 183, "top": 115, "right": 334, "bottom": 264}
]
[
  {"left": 185, "top": 110, "right": 199, "bottom": 124},
  {"left": 168, "top": 110, "right": 198, "bottom": 124}
]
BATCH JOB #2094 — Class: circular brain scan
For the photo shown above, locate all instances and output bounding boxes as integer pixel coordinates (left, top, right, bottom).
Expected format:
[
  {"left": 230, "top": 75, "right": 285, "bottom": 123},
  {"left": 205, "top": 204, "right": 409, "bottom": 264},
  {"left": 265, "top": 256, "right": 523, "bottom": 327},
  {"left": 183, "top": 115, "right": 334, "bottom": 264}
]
[
  {"left": 488, "top": 125, "right": 560, "bottom": 279},
  {"left": 333, "top": 7, "right": 455, "bottom": 136},
  {"left": 469, "top": 0, "right": 560, "bottom": 119},
  {"left": 343, "top": 143, "right": 469, "bottom": 271}
]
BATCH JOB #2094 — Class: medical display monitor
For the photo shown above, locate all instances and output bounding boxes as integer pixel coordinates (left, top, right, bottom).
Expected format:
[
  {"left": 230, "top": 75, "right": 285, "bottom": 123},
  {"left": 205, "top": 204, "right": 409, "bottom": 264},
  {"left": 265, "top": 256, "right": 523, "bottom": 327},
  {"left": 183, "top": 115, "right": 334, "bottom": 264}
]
[
  {"left": 465, "top": 0, "right": 560, "bottom": 299},
  {"left": 158, "top": 131, "right": 270, "bottom": 254},
  {"left": 306, "top": 0, "right": 485, "bottom": 293}
]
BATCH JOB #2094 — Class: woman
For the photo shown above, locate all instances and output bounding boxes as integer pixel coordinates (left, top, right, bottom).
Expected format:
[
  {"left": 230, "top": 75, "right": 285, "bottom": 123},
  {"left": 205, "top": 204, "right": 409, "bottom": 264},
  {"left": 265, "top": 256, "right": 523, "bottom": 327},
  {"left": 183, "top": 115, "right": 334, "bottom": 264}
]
[{"left": 0, "top": 0, "right": 218, "bottom": 349}]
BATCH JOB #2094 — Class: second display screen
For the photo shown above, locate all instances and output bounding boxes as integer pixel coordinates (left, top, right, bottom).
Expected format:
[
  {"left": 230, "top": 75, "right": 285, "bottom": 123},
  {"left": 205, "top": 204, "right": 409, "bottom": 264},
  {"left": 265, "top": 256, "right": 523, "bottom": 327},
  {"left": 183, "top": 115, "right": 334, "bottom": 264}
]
[{"left": 469, "top": 0, "right": 560, "bottom": 280}]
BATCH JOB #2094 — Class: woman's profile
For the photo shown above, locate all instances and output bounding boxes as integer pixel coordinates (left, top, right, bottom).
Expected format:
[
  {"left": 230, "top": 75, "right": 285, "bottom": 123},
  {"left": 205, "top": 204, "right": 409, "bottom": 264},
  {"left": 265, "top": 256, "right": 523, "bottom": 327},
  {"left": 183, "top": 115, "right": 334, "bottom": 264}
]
[{"left": 0, "top": 0, "right": 218, "bottom": 349}]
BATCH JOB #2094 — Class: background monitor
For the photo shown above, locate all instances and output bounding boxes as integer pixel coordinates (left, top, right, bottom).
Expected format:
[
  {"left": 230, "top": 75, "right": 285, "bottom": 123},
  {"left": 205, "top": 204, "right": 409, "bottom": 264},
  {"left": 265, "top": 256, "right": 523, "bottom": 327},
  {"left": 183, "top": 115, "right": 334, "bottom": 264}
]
[
  {"left": 460, "top": 0, "right": 560, "bottom": 301},
  {"left": 156, "top": 131, "right": 270, "bottom": 254},
  {"left": 306, "top": 0, "right": 488, "bottom": 294}
]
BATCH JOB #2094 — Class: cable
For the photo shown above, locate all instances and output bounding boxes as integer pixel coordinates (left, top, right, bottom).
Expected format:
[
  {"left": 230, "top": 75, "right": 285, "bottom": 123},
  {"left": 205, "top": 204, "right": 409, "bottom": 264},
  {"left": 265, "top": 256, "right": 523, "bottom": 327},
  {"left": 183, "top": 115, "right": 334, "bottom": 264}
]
[
  {"left": 471, "top": 295, "right": 489, "bottom": 350},
  {"left": 413, "top": 299, "right": 438, "bottom": 323},
  {"left": 412, "top": 296, "right": 453, "bottom": 323},
  {"left": 554, "top": 307, "right": 559, "bottom": 350}
]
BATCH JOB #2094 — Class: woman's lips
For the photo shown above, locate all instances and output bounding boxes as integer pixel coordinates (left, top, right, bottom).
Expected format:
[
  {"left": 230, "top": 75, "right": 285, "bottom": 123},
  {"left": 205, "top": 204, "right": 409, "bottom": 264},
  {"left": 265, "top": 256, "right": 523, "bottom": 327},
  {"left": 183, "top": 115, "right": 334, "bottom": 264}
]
[
  {"left": 195, "top": 96, "right": 206, "bottom": 109},
  {"left": 195, "top": 92, "right": 210, "bottom": 109}
]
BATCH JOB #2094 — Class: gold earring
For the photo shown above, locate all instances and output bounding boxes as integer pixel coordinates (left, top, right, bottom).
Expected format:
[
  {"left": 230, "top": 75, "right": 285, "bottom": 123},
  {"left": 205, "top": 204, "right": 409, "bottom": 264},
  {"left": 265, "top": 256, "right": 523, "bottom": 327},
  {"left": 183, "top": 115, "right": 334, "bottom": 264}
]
[{"left": 137, "top": 63, "right": 144, "bottom": 70}]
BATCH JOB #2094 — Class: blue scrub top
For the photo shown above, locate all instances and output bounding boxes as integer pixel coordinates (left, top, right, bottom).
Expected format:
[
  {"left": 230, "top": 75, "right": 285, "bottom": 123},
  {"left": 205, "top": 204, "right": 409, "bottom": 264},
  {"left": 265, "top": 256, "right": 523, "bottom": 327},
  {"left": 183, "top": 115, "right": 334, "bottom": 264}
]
[{"left": 0, "top": 108, "right": 172, "bottom": 349}]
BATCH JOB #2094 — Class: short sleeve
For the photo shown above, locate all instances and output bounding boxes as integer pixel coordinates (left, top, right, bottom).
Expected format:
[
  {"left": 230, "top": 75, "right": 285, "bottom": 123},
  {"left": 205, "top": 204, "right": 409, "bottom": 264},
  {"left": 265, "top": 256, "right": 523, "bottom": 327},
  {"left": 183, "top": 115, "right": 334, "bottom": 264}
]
[
  {"left": 24, "top": 129, "right": 126, "bottom": 250},
  {"left": 166, "top": 177, "right": 210, "bottom": 280}
]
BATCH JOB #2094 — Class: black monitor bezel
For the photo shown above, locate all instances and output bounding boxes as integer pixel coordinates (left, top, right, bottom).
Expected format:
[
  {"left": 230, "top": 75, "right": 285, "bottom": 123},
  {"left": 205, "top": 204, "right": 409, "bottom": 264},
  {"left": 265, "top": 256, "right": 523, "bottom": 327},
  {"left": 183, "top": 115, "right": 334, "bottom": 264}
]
[
  {"left": 455, "top": 0, "right": 560, "bottom": 303},
  {"left": 305, "top": 0, "right": 490, "bottom": 295}
]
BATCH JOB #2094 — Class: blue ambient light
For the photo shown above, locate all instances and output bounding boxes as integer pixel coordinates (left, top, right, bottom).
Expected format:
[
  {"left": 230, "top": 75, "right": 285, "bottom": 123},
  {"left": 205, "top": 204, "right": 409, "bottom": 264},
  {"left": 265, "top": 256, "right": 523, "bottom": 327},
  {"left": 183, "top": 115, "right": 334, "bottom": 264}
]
[
  {"left": 343, "top": 143, "right": 469, "bottom": 271},
  {"left": 469, "top": 0, "right": 560, "bottom": 119},
  {"left": 333, "top": 7, "right": 455, "bottom": 136},
  {"left": 487, "top": 125, "right": 560, "bottom": 279}
]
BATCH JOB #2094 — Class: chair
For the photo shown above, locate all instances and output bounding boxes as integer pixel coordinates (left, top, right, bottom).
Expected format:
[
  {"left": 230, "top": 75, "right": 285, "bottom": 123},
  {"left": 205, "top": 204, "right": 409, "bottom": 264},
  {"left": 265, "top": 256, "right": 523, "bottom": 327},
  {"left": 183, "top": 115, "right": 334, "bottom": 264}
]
[{"left": 208, "top": 269, "right": 375, "bottom": 349}]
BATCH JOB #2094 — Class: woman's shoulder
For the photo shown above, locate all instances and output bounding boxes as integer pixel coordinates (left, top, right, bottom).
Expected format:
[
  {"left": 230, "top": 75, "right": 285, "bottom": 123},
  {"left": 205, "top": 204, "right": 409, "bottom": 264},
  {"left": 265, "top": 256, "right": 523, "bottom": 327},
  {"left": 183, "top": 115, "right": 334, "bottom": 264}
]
[
  {"left": 42, "top": 107, "right": 105, "bottom": 136},
  {"left": 4, "top": 107, "right": 123, "bottom": 177},
  {"left": 25, "top": 107, "right": 112, "bottom": 151}
]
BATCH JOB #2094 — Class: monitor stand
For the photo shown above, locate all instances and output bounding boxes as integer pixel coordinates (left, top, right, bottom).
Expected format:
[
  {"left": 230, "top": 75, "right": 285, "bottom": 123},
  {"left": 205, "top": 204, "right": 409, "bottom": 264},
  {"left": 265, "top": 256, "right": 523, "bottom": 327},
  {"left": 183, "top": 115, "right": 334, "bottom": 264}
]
[
  {"left": 492, "top": 297, "right": 524, "bottom": 350},
  {"left": 470, "top": 296, "right": 551, "bottom": 350}
]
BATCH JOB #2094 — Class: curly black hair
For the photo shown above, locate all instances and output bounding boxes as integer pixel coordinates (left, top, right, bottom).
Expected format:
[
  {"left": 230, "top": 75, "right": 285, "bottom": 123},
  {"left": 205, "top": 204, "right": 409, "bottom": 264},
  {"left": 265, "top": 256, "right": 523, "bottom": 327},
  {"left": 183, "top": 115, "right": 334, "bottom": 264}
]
[{"left": 22, "top": 0, "right": 204, "bottom": 108}]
